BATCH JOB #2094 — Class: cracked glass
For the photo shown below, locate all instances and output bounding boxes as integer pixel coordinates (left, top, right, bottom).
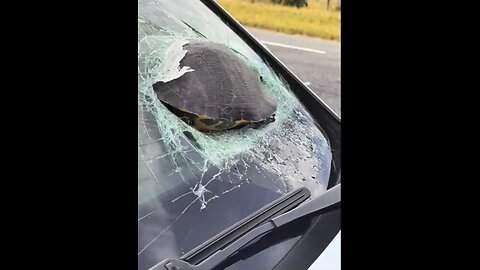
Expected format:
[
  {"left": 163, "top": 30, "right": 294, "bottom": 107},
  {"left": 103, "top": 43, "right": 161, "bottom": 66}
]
[{"left": 138, "top": 1, "right": 333, "bottom": 269}]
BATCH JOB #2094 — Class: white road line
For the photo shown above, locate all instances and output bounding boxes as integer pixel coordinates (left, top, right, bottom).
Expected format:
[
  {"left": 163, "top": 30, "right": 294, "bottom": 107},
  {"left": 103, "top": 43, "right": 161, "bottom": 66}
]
[{"left": 260, "top": 40, "right": 326, "bottom": 54}]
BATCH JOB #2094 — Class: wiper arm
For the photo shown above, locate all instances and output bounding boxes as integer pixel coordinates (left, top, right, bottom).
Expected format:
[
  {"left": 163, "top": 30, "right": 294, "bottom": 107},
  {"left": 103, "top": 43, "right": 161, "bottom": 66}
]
[
  {"left": 183, "top": 187, "right": 311, "bottom": 265},
  {"left": 150, "top": 184, "right": 340, "bottom": 270}
]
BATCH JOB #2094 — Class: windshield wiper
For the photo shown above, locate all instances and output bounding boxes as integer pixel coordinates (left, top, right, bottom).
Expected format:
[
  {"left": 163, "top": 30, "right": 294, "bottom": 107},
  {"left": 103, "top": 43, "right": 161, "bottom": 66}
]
[{"left": 149, "top": 184, "right": 341, "bottom": 270}]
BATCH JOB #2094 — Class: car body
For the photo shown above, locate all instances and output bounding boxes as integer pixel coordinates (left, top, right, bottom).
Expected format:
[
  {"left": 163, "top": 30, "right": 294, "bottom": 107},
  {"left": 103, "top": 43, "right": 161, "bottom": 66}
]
[{"left": 138, "top": 1, "right": 341, "bottom": 269}]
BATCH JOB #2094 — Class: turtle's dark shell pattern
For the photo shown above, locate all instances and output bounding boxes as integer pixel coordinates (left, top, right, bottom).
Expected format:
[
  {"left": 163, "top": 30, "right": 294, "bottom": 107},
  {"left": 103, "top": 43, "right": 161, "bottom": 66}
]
[{"left": 153, "top": 41, "right": 277, "bottom": 131}]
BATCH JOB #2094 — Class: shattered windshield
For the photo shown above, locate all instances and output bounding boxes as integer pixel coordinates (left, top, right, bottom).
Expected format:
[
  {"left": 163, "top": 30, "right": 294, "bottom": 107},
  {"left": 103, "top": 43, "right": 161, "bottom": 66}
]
[{"left": 138, "top": 0, "right": 333, "bottom": 269}]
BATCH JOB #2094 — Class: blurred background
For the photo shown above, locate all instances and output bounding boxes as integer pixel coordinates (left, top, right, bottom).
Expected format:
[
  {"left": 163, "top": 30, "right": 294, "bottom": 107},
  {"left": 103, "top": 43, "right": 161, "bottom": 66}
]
[{"left": 218, "top": 0, "right": 341, "bottom": 116}]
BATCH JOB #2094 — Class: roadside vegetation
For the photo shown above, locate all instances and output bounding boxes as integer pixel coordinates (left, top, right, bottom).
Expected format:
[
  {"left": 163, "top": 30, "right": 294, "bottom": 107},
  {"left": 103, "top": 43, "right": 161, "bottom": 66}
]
[{"left": 217, "top": 0, "right": 341, "bottom": 41}]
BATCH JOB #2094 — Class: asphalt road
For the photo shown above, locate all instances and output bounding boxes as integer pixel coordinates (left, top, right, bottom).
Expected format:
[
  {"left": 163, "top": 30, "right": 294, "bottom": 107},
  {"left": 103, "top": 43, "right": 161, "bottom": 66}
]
[{"left": 246, "top": 27, "right": 341, "bottom": 116}]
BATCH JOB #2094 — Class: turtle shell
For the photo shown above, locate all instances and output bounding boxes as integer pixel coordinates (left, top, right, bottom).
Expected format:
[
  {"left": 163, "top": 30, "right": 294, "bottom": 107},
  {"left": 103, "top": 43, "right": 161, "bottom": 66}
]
[{"left": 153, "top": 41, "right": 277, "bottom": 130}]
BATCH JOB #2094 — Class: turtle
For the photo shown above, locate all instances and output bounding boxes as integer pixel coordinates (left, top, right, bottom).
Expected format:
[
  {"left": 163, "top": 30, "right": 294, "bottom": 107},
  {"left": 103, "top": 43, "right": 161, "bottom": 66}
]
[{"left": 153, "top": 41, "right": 277, "bottom": 132}]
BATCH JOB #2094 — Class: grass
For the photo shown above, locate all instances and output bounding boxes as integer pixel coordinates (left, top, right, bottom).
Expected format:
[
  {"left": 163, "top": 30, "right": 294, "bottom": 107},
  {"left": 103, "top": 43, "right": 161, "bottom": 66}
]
[{"left": 217, "top": 0, "right": 340, "bottom": 41}]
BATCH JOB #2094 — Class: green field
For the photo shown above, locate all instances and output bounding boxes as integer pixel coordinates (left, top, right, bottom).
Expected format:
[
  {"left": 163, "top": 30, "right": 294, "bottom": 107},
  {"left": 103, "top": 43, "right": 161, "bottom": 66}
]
[{"left": 217, "top": 0, "right": 340, "bottom": 41}]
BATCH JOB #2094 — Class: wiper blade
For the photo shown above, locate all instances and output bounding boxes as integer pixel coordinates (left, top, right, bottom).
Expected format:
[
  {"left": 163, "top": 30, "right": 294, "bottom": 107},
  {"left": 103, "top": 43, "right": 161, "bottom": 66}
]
[
  {"left": 149, "top": 184, "right": 340, "bottom": 270},
  {"left": 183, "top": 187, "right": 311, "bottom": 265}
]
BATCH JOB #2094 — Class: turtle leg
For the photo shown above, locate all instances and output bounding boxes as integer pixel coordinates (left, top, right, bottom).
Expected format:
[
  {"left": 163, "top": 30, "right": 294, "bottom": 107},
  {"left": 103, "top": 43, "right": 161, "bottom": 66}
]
[
  {"left": 250, "top": 114, "right": 276, "bottom": 130},
  {"left": 200, "top": 119, "right": 237, "bottom": 132},
  {"left": 216, "top": 120, "right": 241, "bottom": 131}
]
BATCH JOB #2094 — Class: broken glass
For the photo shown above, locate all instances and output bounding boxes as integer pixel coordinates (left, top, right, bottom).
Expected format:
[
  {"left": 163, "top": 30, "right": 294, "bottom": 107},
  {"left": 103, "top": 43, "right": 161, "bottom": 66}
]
[{"left": 138, "top": 1, "right": 333, "bottom": 269}]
